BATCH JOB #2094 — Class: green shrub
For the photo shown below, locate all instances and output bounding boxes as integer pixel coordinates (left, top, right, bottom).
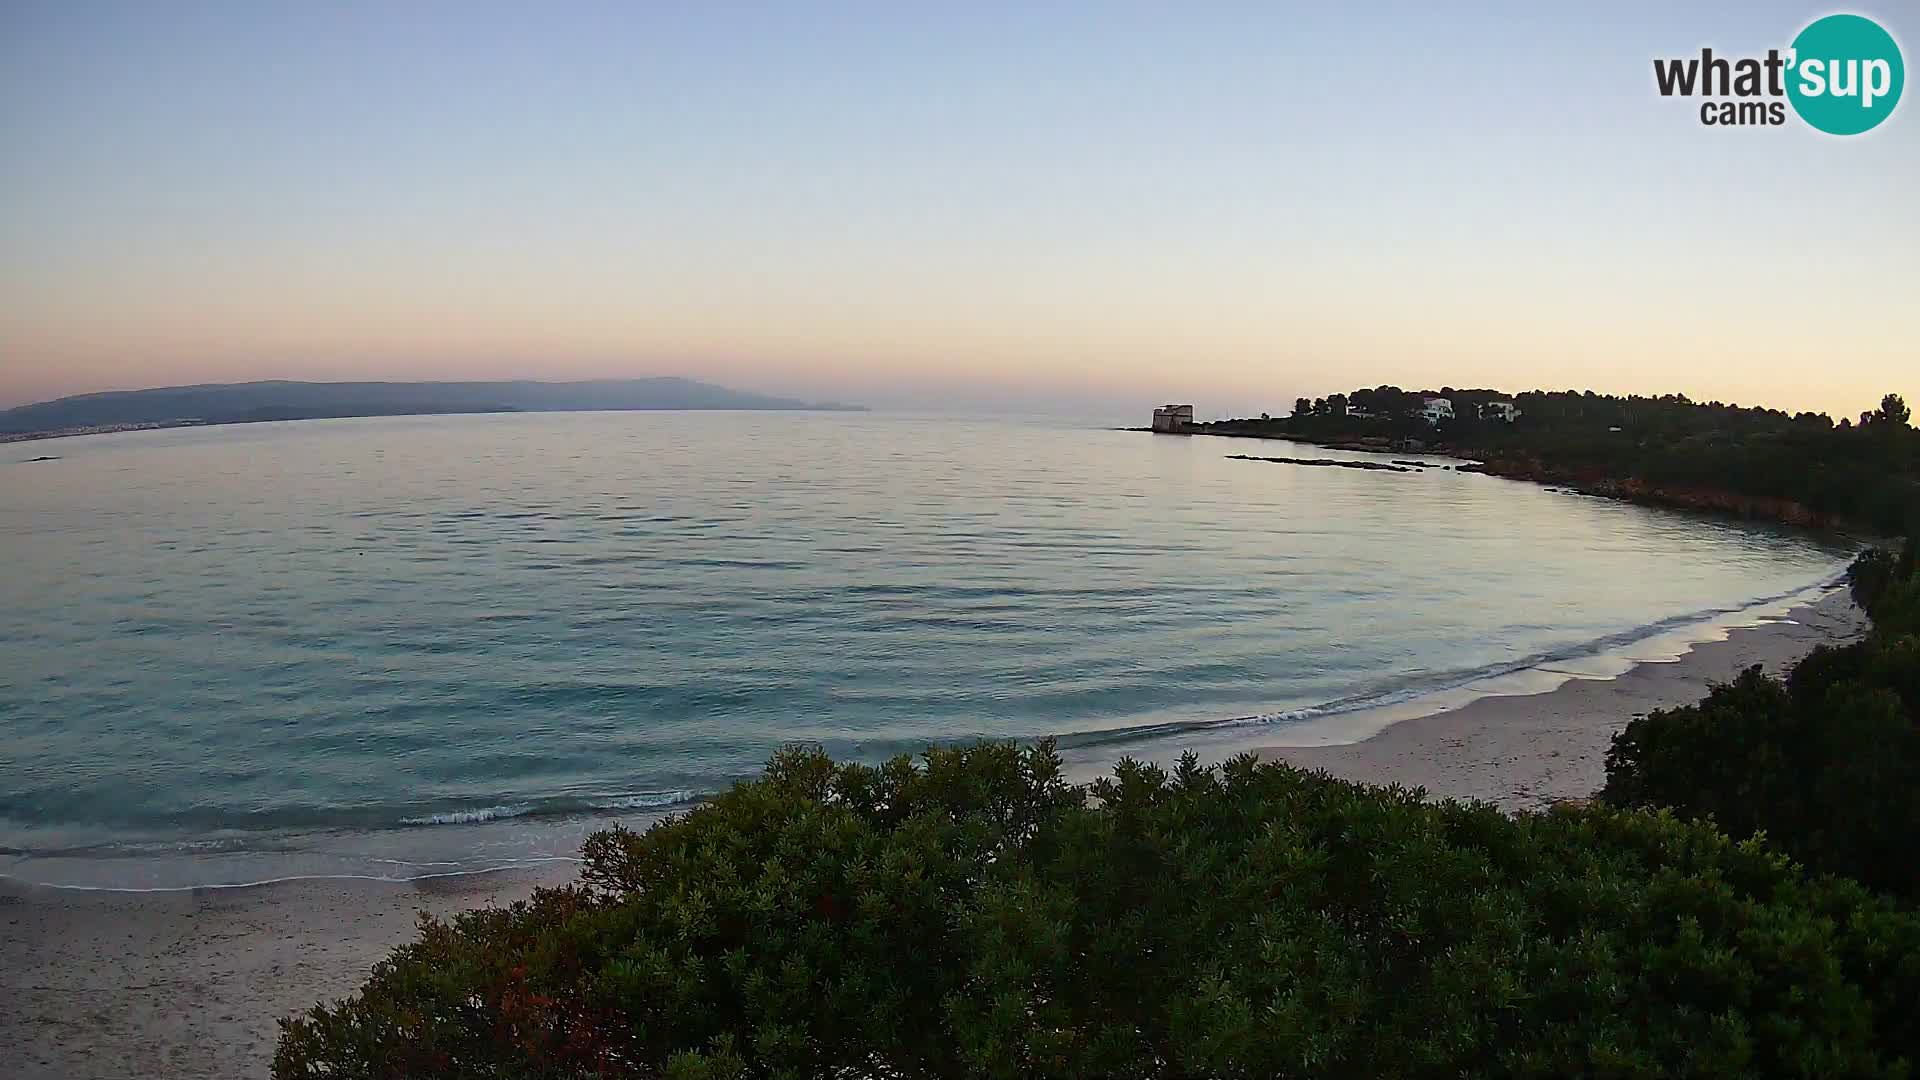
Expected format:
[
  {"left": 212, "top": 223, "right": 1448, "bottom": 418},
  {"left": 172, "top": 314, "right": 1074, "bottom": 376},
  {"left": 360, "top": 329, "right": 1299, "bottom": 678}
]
[
  {"left": 278, "top": 743, "right": 1920, "bottom": 1078},
  {"left": 1851, "top": 547, "right": 1901, "bottom": 614}
]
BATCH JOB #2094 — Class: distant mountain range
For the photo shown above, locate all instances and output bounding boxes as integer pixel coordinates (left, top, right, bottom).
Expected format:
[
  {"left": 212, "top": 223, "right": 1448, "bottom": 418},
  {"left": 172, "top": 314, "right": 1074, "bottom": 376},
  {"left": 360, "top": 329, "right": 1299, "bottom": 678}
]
[{"left": 0, "top": 378, "right": 865, "bottom": 435}]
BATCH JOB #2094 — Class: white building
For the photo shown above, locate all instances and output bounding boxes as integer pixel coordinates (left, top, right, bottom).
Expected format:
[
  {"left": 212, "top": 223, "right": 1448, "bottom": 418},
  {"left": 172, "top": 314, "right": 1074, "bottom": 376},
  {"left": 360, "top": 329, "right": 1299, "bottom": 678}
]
[
  {"left": 1151, "top": 404, "right": 1195, "bottom": 433},
  {"left": 1419, "top": 396, "right": 1454, "bottom": 425},
  {"left": 1479, "top": 400, "right": 1521, "bottom": 423}
]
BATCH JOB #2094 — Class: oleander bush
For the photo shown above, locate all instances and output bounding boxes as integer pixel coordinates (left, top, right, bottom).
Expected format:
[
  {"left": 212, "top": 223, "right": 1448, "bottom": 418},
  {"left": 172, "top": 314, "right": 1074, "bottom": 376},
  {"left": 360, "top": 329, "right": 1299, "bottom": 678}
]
[
  {"left": 278, "top": 741, "right": 1920, "bottom": 1079},
  {"left": 1603, "top": 542, "right": 1920, "bottom": 898}
]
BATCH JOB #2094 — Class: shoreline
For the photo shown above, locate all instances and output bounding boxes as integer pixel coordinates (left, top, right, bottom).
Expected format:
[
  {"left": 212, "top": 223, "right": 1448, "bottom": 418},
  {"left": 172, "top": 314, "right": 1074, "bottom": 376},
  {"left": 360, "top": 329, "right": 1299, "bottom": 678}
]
[
  {"left": 3, "top": 576, "right": 1855, "bottom": 893},
  {"left": 4, "top": 591, "right": 1871, "bottom": 1078},
  {"left": 0, "top": 591, "right": 1870, "bottom": 1077},
  {"left": 1051, "top": 573, "right": 1859, "bottom": 784},
  {"left": 1255, "top": 587, "right": 1866, "bottom": 811}
]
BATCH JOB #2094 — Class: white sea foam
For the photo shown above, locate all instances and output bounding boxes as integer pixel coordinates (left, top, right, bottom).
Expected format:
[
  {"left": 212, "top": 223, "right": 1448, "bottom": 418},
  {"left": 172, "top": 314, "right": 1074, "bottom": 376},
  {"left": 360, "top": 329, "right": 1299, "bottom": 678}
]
[
  {"left": 587, "top": 790, "right": 698, "bottom": 811},
  {"left": 401, "top": 804, "right": 534, "bottom": 826}
]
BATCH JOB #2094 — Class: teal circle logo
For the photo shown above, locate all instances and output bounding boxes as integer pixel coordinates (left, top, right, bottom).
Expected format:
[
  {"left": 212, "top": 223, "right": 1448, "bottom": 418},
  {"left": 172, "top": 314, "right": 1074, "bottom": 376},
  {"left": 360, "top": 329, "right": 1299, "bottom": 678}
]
[{"left": 1787, "top": 14, "right": 1904, "bottom": 135}]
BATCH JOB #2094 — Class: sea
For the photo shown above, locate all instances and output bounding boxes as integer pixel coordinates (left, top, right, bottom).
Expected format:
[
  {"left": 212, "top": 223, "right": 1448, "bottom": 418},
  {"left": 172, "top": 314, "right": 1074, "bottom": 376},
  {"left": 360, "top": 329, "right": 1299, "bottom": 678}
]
[{"left": 0, "top": 411, "right": 1856, "bottom": 889}]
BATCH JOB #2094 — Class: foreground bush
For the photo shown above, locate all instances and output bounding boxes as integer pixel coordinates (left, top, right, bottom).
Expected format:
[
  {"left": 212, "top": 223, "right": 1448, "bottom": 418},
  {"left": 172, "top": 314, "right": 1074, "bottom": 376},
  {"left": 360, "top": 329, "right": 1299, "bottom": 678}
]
[
  {"left": 1604, "top": 543, "right": 1920, "bottom": 897},
  {"left": 277, "top": 743, "right": 1920, "bottom": 1078}
]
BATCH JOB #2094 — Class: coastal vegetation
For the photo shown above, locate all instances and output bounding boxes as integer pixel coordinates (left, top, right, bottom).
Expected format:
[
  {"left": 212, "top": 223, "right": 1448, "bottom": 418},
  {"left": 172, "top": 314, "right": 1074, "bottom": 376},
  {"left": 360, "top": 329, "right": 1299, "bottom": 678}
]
[
  {"left": 278, "top": 740, "right": 1920, "bottom": 1078},
  {"left": 1203, "top": 388, "right": 1918, "bottom": 535},
  {"left": 1603, "top": 539, "right": 1920, "bottom": 897}
]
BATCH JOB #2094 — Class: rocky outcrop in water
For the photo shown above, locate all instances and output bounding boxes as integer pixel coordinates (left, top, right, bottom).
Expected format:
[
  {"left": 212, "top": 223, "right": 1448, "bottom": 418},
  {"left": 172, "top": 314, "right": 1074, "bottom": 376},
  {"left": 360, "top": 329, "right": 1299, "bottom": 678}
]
[{"left": 1227, "top": 454, "right": 1413, "bottom": 473}]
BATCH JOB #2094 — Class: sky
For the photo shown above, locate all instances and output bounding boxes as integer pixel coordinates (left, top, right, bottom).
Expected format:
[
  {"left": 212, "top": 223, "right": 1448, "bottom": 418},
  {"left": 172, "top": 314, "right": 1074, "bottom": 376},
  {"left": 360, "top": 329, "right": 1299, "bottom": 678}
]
[{"left": 1, "top": 1, "right": 1913, "bottom": 420}]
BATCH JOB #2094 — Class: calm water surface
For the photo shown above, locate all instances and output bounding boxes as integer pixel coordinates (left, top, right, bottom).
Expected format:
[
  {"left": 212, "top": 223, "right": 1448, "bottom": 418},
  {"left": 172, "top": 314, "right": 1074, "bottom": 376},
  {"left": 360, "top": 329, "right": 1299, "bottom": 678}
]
[{"left": 0, "top": 412, "right": 1852, "bottom": 886}]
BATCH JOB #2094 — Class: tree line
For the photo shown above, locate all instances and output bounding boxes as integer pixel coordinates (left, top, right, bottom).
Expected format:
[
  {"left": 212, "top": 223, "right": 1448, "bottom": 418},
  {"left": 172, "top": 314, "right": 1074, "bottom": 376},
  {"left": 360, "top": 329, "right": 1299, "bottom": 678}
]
[{"left": 1214, "top": 387, "right": 1918, "bottom": 536}]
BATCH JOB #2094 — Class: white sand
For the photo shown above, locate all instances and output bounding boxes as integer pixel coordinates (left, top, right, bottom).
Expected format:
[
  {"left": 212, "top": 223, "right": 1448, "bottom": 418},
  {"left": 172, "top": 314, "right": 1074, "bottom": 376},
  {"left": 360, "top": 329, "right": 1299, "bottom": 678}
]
[
  {"left": 0, "top": 589, "right": 1869, "bottom": 1078},
  {"left": 1, "top": 866, "right": 566, "bottom": 1080}
]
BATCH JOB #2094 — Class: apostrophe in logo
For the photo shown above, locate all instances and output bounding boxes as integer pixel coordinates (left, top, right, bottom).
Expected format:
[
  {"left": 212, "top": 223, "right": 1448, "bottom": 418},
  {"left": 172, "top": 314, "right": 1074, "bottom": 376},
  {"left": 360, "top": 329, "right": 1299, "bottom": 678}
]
[
  {"left": 1652, "top": 12, "right": 1904, "bottom": 134},
  {"left": 1786, "top": 14, "right": 1904, "bottom": 134}
]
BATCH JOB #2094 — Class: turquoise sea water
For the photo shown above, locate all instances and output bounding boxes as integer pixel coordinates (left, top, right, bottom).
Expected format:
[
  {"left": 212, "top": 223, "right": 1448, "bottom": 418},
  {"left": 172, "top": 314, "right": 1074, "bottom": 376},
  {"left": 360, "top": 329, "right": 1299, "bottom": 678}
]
[{"left": 0, "top": 412, "right": 1852, "bottom": 887}]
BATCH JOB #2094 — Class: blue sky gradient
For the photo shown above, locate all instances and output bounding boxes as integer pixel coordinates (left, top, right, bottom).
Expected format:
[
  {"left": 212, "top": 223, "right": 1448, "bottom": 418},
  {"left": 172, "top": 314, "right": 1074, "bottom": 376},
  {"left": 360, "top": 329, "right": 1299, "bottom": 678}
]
[{"left": 2, "top": 1, "right": 1913, "bottom": 417}]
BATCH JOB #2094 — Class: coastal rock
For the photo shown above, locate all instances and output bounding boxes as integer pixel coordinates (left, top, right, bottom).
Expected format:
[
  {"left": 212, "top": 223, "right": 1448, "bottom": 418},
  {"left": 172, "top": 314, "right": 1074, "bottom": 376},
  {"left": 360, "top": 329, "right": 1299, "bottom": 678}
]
[{"left": 1227, "top": 454, "right": 1412, "bottom": 473}]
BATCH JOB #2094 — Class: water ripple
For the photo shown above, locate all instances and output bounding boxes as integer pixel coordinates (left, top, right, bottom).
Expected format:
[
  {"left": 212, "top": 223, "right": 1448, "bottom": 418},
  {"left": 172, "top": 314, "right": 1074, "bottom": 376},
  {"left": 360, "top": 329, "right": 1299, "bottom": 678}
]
[{"left": 0, "top": 411, "right": 1853, "bottom": 886}]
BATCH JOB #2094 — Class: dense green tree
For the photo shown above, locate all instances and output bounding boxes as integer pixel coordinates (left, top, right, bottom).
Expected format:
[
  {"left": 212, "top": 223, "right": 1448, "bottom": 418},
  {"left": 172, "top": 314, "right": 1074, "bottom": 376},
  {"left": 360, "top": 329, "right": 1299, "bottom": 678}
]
[
  {"left": 1876, "top": 393, "right": 1910, "bottom": 429},
  {"left": 279, "top": 741, "right": 1920, "bottom": 1079}
]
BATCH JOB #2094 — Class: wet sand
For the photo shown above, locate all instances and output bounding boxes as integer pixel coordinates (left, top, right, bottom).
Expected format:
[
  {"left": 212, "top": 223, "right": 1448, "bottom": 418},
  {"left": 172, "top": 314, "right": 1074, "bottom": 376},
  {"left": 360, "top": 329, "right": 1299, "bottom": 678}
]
[{"left": 0, "top": 589, "right": 1868, "bottom": 1078}]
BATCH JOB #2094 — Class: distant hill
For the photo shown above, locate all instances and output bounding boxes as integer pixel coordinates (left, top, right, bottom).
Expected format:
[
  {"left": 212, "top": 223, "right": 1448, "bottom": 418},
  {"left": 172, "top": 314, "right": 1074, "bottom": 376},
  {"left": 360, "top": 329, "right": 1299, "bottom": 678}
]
[{"left": 0, "top": 378, "right": 865, "bottom": 435}]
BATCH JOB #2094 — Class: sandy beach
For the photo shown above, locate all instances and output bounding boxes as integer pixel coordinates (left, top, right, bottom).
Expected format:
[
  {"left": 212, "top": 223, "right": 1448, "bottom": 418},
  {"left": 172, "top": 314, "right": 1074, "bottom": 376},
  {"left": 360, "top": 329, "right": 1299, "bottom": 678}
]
[
  {"left": 1259, "top": 588, "right": 1868, "bottom": 811},
  {"left": 1, "top": 866, "right": 567, "bottom": 1080},
  {"left": 0, "top": 588, "right": 1869, "bottom": 1078}
]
